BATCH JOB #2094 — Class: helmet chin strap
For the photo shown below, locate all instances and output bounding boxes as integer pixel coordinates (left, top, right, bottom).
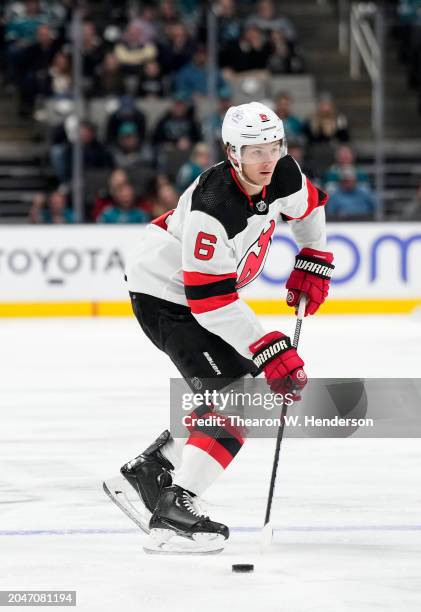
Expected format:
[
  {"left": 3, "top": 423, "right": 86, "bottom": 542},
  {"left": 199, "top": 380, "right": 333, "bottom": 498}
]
[
  {"left": 229, "top": 152, "right": 265, "bottom": 191},
  {"left": 235, "top": 165, "right": 265, "bottom": 191}
]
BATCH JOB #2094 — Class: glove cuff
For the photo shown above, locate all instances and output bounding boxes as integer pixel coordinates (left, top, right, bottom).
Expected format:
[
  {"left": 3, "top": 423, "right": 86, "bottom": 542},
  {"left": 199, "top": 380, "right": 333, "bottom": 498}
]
[
  {"left": 299, "top": 248, "right": 334, "bottom": 264},
  {"left": 294, "top": 251, "right": 335, "bottom": 280}
]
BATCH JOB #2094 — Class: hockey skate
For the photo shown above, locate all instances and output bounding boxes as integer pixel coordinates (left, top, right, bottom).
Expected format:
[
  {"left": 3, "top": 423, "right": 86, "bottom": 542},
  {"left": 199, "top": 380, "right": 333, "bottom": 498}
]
[
  {"left": 143, "top": 485, "right": 229, "bottom": 555},
  {"left": 103, "top": 430, "right": 174, "bottom": 534}
]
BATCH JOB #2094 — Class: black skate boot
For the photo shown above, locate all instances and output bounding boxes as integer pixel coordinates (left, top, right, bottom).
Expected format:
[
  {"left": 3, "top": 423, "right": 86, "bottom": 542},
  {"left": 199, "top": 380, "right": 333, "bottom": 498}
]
[
  {"left": 120, "top": 430, "right": 174, "bottom": 512},
  {"left": 103, "top": 430, "right": 174, "bottom": 534},
  {"left": 144, "top": 485, "right": 229, "bottom": 554}
]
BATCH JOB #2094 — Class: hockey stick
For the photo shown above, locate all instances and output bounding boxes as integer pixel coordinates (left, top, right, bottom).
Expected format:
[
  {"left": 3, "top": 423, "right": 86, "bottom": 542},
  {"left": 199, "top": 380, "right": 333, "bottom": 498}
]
[{"left": 261, "top": 294, "right": 307, "bottom": 549}]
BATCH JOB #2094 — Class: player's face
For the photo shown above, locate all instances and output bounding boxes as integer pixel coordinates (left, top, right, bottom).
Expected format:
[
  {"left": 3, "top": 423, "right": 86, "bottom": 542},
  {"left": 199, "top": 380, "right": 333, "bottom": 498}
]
[{"left": 241, "top": 142, "right": 282, "bottom": 186}]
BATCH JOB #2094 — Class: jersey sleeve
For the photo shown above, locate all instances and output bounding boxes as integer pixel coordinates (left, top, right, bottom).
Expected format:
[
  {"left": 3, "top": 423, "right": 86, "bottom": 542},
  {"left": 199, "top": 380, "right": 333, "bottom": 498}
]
[
  {"left": 182, "top": 210, "right": 265, "bottom": 358},
  {"left": 277, "top": 156, "right": 329, "bottom": 221},
  {"left": 287, "top": 205, "right": 327, "bottom": 251}
]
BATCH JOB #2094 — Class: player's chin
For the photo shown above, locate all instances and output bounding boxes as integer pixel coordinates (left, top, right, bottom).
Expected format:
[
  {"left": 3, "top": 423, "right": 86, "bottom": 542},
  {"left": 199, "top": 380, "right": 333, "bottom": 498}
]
[{"left": 257, "top": 172, "right": 273, "bottom": 184}]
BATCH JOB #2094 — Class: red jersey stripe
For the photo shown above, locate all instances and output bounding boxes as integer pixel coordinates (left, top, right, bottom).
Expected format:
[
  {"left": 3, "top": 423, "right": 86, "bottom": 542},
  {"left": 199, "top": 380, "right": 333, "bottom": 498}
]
[
  {"left": 186, "top": 410, "right": 245, "bottom": 444},
  {"left": 305, "top": 177, "right": 328, "bottom": 215},
  {"left": 283, "top": 178, "right": 329, "bottom": 221},
  {"left": 183, "top": 270, "right": 237, "bottom": 286},
  {"left": 151, "top": 209, "right": 175, "bottom": 229},
  {"left": 186, "top": 432, "right": 234, "bottom": 469},
  {"left": 187, "top": 292, "right": 239, "bottom": 314},
  {"left": 185, "top": 409, "right": 215, "bottom": 433}
]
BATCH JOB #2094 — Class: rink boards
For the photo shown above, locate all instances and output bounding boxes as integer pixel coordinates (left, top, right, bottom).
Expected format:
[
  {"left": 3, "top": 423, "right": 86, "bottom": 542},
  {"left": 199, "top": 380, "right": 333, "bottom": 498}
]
[{"left": 0, "top": 222, "right": 420, "bottom": 316}]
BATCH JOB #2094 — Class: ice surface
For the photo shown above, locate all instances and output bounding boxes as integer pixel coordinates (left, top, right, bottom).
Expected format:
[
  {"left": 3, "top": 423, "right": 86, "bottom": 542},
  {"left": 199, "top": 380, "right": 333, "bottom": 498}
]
[{"left": 1, "top": 315, "right": 420, "bottom": 611}]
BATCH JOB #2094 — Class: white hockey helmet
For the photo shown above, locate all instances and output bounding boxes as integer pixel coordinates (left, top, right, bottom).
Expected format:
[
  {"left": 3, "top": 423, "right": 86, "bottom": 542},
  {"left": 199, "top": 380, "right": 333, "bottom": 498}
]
[{"left": 221, "top": 101, "right": 286, "bottom": 170}]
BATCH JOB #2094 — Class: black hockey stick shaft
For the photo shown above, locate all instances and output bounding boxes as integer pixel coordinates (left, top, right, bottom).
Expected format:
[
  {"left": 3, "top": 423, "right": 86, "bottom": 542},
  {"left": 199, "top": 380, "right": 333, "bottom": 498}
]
[{"left": 263, "top": 295, "right": 306, "bottom": 527}]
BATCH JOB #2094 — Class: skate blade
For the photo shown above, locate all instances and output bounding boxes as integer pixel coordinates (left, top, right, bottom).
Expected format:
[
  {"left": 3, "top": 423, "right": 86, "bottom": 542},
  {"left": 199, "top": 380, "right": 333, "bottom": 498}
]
[
  {"left": 103, "top": 476, "right": 151, "bottom": 534},
  {"left": 143, "top": 529, "right": 226, "bottom": 555}
]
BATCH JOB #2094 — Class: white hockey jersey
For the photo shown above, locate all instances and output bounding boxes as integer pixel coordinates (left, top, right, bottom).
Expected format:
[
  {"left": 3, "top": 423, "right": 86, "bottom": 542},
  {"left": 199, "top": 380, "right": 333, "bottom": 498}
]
[{"left": 126, "top": 156, "right": 328, "bottom": 358}]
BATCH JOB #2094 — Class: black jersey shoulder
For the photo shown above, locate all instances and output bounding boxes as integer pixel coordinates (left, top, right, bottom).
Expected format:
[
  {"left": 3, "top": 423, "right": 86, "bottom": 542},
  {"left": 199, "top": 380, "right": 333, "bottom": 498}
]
[
  {"left": 190, "top": 161, "right": 249, "bottom": 239},
  {"left": 266, "top": 154, "right": 303, "bottom": 202}
]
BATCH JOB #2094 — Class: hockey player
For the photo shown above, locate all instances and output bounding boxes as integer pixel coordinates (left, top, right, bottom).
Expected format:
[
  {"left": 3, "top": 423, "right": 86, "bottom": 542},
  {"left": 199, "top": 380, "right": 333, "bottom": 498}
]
[{"left": 105, "top": 101, "right": 334, "bottom": 553}]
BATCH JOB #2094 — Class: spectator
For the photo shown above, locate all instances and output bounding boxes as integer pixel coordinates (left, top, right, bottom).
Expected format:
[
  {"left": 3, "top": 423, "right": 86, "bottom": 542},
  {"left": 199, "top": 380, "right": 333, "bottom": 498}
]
[
  {"left": 323, "top": 145, "right": 370, "bottom": 193},
  {"left": 44, "top": 189, "right": 74, "bottom": 223},
  {"left": 80, "top": 21, "right": 105, "bottom": 95},
  {"left": 80, "top": 119, "right": 114, "bottom": 167},
  {"left": 274, "top": 92, "right": 304, "bottom": 140},
  {"left": 327, "top": 168, "right": 377, "bottom": 220},
  {"left": 138, "top": 60, "right": 165, "bottom": 97},
  {"left": 91, "top": 168, "right": 130, "bottom": 221},
  {"left": 201, "top": 91, "right": 232, "bottom": 153},
  {"left": 402, "top": 180, "right": 421, "bottom": 220},
  {"left": 5, "top": 1, "right": 67, "bottom": 36},
  {"left": 174, "top": 44, "right": 227, "bottom": 99},
  {"left": 28, "top": 191, "right": 47, "bottom": 224},
  {"left": 303, "top": 94, "right": 350, "bottom": 145},
  {"left": 98, "top": 182, "right": 150, "bottom": 223},
  {"left": 5, "top": 1, "right": 50, "bottom": 45},
  {"left": 111, "top": 121, "right": 153, "bottom": 170},
  {"left": 81, "top": 21, "right": 105, "bottom": 78},
  {"left": 144, "top": 172, "right": 172, "bottom": 196},
  {"left": 94, "top": 51, "right": 126, "bottom": 97},
  {"left": 176, "top": 142, "right": 211, "bottom": 192},
  {"left": 130, "top": 6, "right": 160, "bottom": 44},
  {"left": 177, "top": 0, "right": 202, "bottom": 27},
  {"left": 268, "top": 31, "right": 304, "bottom": 75},
  {"left": 158, "top": 0, "right": 181, "bottom": 27},
  {"left": 5, "top": 0, "right": 51, "bottom": 85},
  {"left": 106, "top": 96, "right": 146, "bottom": 145},
  {"left": 199, "top": 0, "right": 240, "bottom": 59},
  {"left": 158, "top": 22, "right": 194, "bottom": 75},
  {"left": 114, "top": 22, "right": 157, "bottom": 75},
  {"left": 50, "top": 120, "right": 113, "bottom": 185},
  {"left": 18, "top": 23, "right": 61, "bottom": 113},
  {"left": 245, "top": 0, "right": 296, "bottom": 43},
  {"left": 151, "top": 183, "right": 179, "bottom": 217},
  {"left": 221, "top": 26, "right": 271, "bottom": 73},
  {"left": 395, "top": 0, "right": 421, "bottom": 64},
  {"left": 216, "top": 0, "right": 241, "bottom": 52},
  {"left": 153, "top": 96, "right": 200, "bottom": 151},
  {"left": 48, "top": 50, "right": 72, "bottom": 97},
  {"left": 287, "top": 140, "right": 317, "bottom": 180}
]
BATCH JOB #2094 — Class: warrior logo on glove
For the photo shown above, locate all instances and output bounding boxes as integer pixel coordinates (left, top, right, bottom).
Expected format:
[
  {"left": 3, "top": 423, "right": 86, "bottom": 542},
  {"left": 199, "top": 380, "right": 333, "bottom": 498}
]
[
  {"left": 286, "top": 248, "right": 335, "bottom": 316},
  {"left": 249, "top": 331, "right": 307, "bottom": 396}
]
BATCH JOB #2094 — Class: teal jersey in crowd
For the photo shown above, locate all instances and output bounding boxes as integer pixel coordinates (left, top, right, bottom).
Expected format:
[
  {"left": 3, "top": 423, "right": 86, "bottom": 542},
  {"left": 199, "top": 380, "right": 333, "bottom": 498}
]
[
  {"left": 328, "top": 187, "right": 377, "bottom": 218},
  {"left": 99, "top": 207, "right": 150, "bottom": 224},
  {"left": 6, "top": 15, "right": 49, "bottom": 43},
  {"left": 283, "top": 115, "right": 304, "bottom": 139},
  {"left": 176, "top": 161, "right": 203, "bottom": 193},
  {"left": 43, "top": 209, "right": 74, "bottom": 224},
  {"left": 323, "top": 166, "right": 370, "bottom": 191}
]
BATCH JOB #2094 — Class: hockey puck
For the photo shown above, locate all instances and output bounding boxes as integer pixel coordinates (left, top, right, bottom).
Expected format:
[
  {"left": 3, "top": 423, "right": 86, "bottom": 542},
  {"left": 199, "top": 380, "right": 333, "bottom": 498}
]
[{"left": 232, "top": 564, "right": 254, "bottom": 573}]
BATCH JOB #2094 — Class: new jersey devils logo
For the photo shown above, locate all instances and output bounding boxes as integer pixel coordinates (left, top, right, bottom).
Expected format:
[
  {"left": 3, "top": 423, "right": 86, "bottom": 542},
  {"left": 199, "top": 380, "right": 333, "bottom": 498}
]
[{"left": 236, "top": 220, "right": 276, "bottom": 289}]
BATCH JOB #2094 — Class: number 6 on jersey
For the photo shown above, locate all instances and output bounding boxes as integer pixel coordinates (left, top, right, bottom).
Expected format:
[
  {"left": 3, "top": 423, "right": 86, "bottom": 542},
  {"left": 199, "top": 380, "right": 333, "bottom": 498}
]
[{"left": 194, "top": 232, "right": 217, "bottom": 261}]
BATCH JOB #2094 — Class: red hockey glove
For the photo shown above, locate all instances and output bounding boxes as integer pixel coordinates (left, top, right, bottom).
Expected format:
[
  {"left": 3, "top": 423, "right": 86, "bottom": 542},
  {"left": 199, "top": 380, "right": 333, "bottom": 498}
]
[
  {"left": 249, "top": 331, "right": 307, "bottom": 397},
  {"left": 286, "top": 248, "right": 334, "bottom": 316}
]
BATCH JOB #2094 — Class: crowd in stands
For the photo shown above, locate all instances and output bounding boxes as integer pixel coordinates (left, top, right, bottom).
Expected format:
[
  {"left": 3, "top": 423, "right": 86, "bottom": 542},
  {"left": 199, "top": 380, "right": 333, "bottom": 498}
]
[
  {"left": 4, "top": 0, "right": 414, "bottom": 225},
  {"left": 395, "top": 0, "right": 421, "bottom": 112}
]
